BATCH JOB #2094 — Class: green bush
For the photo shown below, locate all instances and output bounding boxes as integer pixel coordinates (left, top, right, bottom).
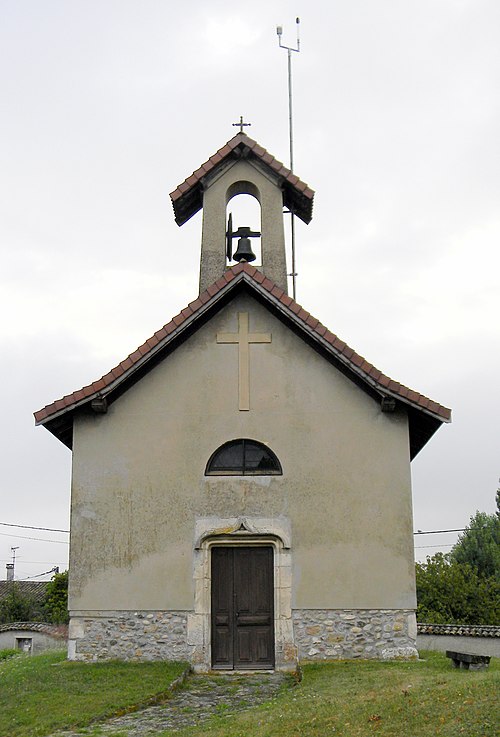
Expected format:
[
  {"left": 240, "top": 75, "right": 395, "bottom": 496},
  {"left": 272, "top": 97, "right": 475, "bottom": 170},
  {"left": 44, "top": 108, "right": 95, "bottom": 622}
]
[
  {"left": 43, "top": 570, "right": 69, "bottom": 624},
  {"left": 0, "top": 648, "right": 20, "bottom": 661},
  {"left": 0, "top": 583, "right": 43, "bottom": 624},
  {"left": 416, "top": 552, "right": 500, "bottom": 625}
]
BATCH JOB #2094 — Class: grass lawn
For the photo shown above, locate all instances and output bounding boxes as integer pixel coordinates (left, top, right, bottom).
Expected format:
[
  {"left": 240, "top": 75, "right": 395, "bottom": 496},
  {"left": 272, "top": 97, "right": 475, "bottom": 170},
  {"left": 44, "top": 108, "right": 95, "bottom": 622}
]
[
  {"left": 0, "top": 650, "right": 187, "bottom": 737},
  {"left": 1, "top": 650, "right": 497, "bottom": 737},
  {"left": 165, "top": 651, "right": 499, "bottom": 737}
]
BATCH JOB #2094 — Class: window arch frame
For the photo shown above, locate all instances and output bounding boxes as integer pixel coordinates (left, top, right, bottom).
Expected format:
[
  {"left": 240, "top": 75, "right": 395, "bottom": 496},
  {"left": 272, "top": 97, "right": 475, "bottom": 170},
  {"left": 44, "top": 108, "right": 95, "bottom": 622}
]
[{"left": 205, "top": 438, "right": 282, "bottom": 477}]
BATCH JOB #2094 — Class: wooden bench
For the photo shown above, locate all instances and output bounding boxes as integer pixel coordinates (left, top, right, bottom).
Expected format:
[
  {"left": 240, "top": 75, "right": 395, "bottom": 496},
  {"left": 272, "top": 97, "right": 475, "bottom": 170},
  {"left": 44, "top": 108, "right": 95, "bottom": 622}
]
[{"left": 446, "top": 650, "right": 491, "bottom": 670}]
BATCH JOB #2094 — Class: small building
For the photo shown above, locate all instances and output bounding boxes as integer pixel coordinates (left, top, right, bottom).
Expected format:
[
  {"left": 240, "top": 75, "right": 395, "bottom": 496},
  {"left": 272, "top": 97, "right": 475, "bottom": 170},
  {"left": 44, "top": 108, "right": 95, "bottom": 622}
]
[
  {"left": 35, "top": 133, "right": 450, "bottom": 670},
  {"left": 0, "top": 622, "right": 67, "bottom": 654}
]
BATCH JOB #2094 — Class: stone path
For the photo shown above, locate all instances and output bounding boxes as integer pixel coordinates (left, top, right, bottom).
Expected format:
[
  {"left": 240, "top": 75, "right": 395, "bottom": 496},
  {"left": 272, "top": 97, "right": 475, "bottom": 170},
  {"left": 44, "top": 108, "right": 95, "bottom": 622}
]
[{"left": 53, "top": 671, "right": 290, "bottom": 737}]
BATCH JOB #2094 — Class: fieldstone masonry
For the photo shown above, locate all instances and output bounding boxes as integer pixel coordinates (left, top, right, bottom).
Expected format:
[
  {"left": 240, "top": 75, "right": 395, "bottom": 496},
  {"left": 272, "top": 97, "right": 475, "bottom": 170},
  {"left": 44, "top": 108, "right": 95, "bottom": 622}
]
[
  {"left": 69, "top": 608, "right": 418, "bottom": 664},
  {"left": 68, "top": 611, "right": 190, "bottom": 662},
  {"left": 293, "top": 609, "right": 418, "bottom": 660}
]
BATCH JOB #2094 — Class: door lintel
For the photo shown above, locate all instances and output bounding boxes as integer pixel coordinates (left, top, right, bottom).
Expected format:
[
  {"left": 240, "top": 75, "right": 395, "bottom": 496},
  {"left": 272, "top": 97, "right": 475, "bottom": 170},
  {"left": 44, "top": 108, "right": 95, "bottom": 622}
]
[{"left": 194, "top": 516, "right": 291, "bottom": 550}]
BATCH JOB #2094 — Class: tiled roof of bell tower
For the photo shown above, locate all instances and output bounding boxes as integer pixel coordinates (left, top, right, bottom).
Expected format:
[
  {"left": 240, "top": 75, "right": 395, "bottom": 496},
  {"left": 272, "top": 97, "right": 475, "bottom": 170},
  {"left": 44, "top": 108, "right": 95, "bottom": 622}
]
[{"left": 170, "top": 132, "right": 314, "bottom": 226}]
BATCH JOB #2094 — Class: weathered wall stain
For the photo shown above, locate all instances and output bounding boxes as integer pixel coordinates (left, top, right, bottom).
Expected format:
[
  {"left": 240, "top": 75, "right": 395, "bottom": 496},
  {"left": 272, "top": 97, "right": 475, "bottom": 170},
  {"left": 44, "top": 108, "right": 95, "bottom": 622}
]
[{"left": 70, "top": 294, "right": 415, "bottom": 612}]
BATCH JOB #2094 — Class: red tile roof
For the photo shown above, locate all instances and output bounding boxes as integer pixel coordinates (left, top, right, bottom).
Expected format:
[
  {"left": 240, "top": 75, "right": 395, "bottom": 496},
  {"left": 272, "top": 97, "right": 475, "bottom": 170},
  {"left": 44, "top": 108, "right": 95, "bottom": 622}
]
[
  {"left": 0, "top": 620, "right": 67, "bottom": 638},
  {"left": 35, "top": 263, "right": 451, "bottom": 458},
  {"left": 170, "top": 133, "right": 314, "bottom": 226}
]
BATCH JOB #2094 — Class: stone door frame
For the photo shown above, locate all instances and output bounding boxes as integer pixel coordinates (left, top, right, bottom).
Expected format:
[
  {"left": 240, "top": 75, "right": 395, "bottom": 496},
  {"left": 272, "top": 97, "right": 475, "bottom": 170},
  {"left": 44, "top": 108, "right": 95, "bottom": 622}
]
[{"left": 187, "top": 517, "right": 297, "bottom": 672}]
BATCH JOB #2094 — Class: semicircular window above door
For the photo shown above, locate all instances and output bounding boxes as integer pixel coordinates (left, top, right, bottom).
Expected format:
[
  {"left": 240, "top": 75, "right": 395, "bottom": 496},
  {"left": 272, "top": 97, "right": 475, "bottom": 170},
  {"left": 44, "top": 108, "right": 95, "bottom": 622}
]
[{"left": 205, "top": 439, "right": 282, "bottom": 476}]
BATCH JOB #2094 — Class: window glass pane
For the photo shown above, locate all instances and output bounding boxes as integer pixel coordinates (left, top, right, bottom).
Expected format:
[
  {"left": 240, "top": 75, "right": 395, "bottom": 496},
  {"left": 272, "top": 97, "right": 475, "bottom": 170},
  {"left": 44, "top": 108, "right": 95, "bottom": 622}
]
[
  {"left": 206, "top": 439, "right": 281, "bottom": 475},
  {"left": 210, "top": 442, "right": 244, "bottom": 471},
  {"left": 244, "top": 441, "right": 280, "bottom": 472}
]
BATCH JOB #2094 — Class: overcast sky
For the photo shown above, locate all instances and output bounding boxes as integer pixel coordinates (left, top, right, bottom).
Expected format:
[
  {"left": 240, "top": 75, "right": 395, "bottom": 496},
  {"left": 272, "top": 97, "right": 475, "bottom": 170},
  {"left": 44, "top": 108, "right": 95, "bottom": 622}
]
[{"left": 1, "top": 0, "right": 498, "bottom": 580}]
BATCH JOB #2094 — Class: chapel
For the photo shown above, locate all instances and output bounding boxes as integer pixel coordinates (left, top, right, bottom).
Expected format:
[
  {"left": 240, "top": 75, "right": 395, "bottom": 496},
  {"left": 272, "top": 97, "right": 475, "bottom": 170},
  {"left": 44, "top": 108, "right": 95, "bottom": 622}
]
[{"left": 35, "top": 131, "right": 451, "bottom": 671}]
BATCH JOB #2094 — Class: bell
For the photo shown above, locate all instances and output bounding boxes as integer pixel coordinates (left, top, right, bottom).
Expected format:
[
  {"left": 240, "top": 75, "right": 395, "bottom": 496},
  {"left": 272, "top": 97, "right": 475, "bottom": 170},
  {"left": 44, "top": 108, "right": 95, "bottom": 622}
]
[{"left": 233, "top": 236, "right": 257, "bottom": 263}]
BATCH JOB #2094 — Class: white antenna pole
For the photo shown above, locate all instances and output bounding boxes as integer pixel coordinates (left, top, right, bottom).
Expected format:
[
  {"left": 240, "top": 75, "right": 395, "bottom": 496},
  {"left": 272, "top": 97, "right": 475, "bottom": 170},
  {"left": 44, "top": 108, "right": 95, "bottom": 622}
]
[
  {"left": 11, "top": 546, "right": 19, "bottom": 578},
  {"left": 277, "top": 18, "right": 300, "bottom": 301}
]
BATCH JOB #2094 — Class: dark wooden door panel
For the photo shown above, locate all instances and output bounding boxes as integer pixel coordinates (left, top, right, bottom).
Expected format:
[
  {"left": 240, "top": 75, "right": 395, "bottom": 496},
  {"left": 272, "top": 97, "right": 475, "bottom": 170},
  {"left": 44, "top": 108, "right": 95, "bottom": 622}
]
[
  {"left": 211, "top": 548, "right": 233, "bottom": 668},
  {"left": 211, "top": 546, "right": 274, "bottom": 669},
  {"left": 214, "top": 629, "right": 231, "bottom": 665},
  {"left": 255, "top": 626, "right": 273, "bottom": 663},
  {"left": 235, "top": 627, "right": 253, "bottom": 665},
  {"left": 234, "top": 546, "right": 274, "bottom": 669}
]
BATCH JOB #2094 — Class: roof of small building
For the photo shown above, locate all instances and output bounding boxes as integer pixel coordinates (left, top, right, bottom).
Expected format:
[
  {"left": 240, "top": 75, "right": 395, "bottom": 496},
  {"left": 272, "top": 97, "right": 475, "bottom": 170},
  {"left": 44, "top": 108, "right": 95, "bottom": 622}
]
[
  {"left": 170, "top": 132, "right": 314, "bottom": 226},
  {"left": 0, "top": 621, "right": 67, "bottom": 638},
  {"left": 417, "top": 623, "right": 500, "bottom": 638},
  {"left": 0, "top": 581, "right": 48, "bottom": 605},
  {"left": 35, "top": 263, "right": 451, "bottom": 459}
]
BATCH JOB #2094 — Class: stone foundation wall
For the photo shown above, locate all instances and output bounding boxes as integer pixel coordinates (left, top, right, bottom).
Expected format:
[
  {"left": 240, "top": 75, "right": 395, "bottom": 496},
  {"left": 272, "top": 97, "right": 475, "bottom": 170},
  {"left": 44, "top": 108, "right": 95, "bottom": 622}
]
[
  {"left": 68, "top": 608, "right": 417, "bottom": 664},
  {"left": 293, "top": 609, "right": 418, "bottom": 660},
  {"left": 68, "top": 611, "right": 189, "bottom": 662}
]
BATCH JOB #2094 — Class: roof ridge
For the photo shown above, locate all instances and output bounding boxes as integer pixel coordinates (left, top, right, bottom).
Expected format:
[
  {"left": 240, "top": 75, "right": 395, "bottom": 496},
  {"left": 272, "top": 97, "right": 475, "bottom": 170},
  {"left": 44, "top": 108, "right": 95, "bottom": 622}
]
[{"left": 34, "top": 263, "right": 451, "bottom": 431}]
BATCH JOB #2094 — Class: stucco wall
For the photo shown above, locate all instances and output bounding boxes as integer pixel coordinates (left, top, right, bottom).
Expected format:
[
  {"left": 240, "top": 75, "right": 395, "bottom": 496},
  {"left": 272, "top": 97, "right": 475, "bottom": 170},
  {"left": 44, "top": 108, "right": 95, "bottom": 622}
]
[
  {"left": 417, "top": 634, "right": 500, "bottom": 658},
  {"left": 69, "top": 292, "right": 414, "bottom": 614}
]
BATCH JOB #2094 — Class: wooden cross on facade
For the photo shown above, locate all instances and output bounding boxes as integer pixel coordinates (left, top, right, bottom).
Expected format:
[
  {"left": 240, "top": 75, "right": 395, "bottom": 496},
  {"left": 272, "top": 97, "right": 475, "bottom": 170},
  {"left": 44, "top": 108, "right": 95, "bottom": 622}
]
[
  {"left": 217, "top": 312, "right": 271, "bottom": 410},
  {"left": 232, "top": 116, "right": 251, "bottom": 134}
]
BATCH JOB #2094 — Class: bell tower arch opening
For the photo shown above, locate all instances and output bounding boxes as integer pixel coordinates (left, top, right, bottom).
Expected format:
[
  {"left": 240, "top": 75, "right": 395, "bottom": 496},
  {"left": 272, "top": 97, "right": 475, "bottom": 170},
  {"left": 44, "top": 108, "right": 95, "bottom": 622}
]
[
  {"left": 169, "top": 133, "right": 314, "bottom": 297},
  {"left": 226, "top": 182, "right": 262, "bottom": 267},
  {"left": 198, "top": 157, "right": 289, "bottom": 294}
]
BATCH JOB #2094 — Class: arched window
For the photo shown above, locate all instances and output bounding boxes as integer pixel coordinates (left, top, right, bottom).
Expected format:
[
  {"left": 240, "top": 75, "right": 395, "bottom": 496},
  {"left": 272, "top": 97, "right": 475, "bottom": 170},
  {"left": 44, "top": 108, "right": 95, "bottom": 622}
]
[{"left": 205, "top": 439, "right": 282, "bottom": 476}]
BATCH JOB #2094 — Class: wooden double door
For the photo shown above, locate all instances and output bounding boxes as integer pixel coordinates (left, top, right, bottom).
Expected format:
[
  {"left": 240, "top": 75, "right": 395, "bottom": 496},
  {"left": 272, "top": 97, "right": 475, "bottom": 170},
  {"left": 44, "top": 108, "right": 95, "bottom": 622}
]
[{"left": 211, "top": 546, "right": 274, "bottom": 670}]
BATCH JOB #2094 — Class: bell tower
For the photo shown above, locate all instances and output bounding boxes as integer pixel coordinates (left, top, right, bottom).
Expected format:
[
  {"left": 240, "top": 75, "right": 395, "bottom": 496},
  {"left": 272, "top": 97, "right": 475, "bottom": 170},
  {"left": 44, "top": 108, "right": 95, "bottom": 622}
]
[{"left": 170, "top": 132, "right": 314, "bottom": 295}]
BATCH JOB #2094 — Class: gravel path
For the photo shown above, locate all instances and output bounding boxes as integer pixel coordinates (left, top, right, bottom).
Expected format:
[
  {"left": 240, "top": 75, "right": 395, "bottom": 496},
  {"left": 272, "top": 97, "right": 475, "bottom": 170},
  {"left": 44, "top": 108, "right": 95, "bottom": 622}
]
[{"left": 52, "top": 671, "right": 290, "bottom": 737}]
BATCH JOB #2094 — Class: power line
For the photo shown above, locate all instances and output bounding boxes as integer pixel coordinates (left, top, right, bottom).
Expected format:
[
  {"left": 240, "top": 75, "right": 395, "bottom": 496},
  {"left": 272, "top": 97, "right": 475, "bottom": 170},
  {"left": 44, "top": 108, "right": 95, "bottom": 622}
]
[
  {"left": 0, "top": 532, "right": 69, "bottom": 544},
  {"left": 24, "top": 566, "right": 59, "bottom": 580},
  {"left": 3, "top": 522, "right": 466, "bottom": 537},
  {"left": 0, "top": 559, "right": 61, "bottom": 564},
  {"left": 0, "top": 522, "right": 69, "bottom": 533},
  {"left": 413, "top": 528, "right": 465, "bottom": 535}
]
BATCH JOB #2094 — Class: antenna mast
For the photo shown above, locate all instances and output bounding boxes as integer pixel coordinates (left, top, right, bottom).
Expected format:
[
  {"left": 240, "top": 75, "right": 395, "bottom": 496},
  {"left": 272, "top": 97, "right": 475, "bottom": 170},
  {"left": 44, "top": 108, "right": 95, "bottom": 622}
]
[
  {"left": 6, "top": 546, "right": 19, "bottom": 581},
  {"left": 11, "top": 546, "right": 19, "bottom": 566},
  {"left": 277, "top": 17, "right": 300, "bottom": 300}
]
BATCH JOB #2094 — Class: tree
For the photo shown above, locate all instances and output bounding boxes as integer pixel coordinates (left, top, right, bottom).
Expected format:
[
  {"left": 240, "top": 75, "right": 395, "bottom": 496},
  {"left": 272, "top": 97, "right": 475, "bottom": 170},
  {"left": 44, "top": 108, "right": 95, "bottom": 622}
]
[
  {"left": 450, "top": 509, "right": 500, "bottom": 581},
  {"left": 43, "top": 570, "right": 69, "bottom": 624},
  {"left": 416, "top": 491, "right": 500, "bottom": 625},
  {"left": 0, "top": 584, "right": 43, "bottom": 624},
  {"left": 416, "top": 552, "right": 500, "bottom": 625}
]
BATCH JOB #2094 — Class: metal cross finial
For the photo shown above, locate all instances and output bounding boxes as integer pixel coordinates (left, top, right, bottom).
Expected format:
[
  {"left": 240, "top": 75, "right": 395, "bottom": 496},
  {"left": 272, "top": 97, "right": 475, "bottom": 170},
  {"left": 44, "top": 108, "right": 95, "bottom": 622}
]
[{"left": 232, "top": 116, "right": 251, "bottom": 134}]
